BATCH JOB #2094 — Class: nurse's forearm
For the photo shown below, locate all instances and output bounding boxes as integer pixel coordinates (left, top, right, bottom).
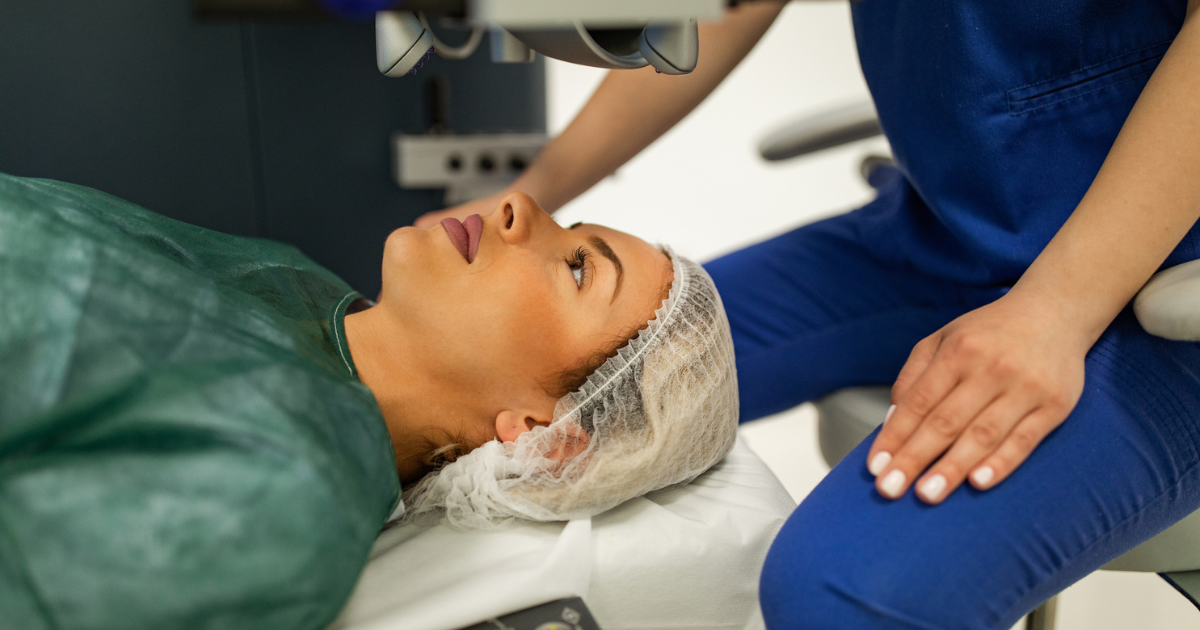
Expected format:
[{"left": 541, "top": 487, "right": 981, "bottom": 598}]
[
  {"left": 1011, "top": 7, "right": 1200, "bottom": 346},
  {"left": 510, "top": 1, "right": 784, "bottom": 213}
]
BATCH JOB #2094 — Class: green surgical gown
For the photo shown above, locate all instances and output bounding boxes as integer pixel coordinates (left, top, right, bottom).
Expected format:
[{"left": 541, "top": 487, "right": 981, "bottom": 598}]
[{"left": 0, "top": 173, "right": 400, "bottom": 630}]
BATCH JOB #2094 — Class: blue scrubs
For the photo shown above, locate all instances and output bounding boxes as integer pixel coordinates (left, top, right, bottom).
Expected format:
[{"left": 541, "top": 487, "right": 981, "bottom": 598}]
[{"left": 705, "top": 0, "right": 1200, "bottom": 627}]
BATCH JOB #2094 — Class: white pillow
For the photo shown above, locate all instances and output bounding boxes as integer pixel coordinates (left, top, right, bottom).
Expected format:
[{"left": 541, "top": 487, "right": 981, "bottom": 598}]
[{"left": 330, "top": 437, "right": 795, "bottom": 630}]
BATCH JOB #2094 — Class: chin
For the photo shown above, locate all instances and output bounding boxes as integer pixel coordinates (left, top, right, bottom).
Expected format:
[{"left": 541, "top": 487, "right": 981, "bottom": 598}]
[
  {"left": 385, "top": 225, "right": 420, "bottom": 248},
  {"left": 383, "top": 226, "right": 423, "bottom": 264},
  {"left": 380, "top": 227, "right": 424, "bottom": 294}
]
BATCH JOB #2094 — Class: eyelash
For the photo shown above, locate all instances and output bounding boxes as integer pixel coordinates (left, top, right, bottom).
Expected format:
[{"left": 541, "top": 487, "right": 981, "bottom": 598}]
[{"left": 568, "top": 247, "right": 592, "bottom": 289}]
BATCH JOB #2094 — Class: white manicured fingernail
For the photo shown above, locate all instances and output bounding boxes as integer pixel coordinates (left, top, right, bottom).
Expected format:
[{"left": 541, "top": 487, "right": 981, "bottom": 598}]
[
  {"left": 919, "top": 474, "right": 947, "bottom": 502},
  {"left": 880, "top": 469, "right": 906, "bottom": 498},
  {"left": 884, "top": 404, "right": 896, "bottom": 424},
  {"left": 971, "top": 466, "right": 995, "bottom": 488},
  {"left": 868, "top": 451, "right": 892, "bottom": 476}
]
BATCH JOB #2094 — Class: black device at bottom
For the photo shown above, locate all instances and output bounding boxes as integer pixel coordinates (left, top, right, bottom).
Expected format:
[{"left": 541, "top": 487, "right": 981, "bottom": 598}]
[{"left": 458, "top": 597, "right": 602, "bottom": 630}]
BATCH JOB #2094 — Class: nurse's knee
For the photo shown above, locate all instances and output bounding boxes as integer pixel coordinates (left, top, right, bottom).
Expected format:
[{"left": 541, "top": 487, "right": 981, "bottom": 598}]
[
  {"left": 759, "top": 526, "right": 874, "bottom": 629},
  {"left": 759, "top": 524, "right": 936, "bottom": 630}
]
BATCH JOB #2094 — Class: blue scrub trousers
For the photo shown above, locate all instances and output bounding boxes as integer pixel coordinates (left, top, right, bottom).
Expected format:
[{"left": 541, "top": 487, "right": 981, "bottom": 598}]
[
  {"left": 715, "top": 0, "right": 1200, "bottom": 625},
  {"left": 706, "top": 199, "right": 1200, "bottom": 629}
]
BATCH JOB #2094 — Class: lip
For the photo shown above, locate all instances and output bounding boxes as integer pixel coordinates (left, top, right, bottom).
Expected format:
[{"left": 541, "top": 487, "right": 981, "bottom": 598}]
[{"left": 441, "top": 214, "right": 483, "bottom": 263}]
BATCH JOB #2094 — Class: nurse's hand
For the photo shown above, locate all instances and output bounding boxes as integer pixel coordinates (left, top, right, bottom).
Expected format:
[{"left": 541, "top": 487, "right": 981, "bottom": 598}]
[{"left": 865, "top": 292, "right": 1089, "bottom": 504}]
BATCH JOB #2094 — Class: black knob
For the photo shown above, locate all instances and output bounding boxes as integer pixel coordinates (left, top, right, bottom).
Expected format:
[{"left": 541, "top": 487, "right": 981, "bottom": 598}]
[{"left": 478, "top": 154, "right": 496, "bottom": 173}]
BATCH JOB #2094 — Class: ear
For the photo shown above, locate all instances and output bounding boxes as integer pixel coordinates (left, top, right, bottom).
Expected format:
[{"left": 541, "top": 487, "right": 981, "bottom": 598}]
[{"left": 495, "top": 409, "right": 552, "bottom": 443}]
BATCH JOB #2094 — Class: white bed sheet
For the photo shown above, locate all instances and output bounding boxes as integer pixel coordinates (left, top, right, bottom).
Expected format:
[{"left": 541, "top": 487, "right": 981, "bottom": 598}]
[{"left": 330, "top": 437, "right": 796, "bottom": 630}]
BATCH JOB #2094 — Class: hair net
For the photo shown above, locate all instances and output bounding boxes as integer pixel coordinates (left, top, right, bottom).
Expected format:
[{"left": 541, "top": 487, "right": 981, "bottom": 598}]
[{"left": 402, "top": 248, "right": 739, "bottom": 529}]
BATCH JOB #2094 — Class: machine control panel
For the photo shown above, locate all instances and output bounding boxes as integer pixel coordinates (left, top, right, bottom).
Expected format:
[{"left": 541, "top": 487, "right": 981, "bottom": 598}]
[{"left": 393, "top": 132, "right": 547, "bottom": 204}]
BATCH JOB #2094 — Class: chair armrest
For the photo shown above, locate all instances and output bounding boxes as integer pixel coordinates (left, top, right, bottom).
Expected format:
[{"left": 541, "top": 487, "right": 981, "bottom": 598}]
[
  {"left": 757, "top": 100, "right": 883, "bottom": 162},
  {"left": 1134, "top": 259, "right": 1200, "bottom": 341}
]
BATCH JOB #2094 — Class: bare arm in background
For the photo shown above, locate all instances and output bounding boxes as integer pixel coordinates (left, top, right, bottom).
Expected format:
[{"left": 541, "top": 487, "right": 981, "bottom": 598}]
[{"left": 413, "top": 1, "right": 785, "bottom": 228}]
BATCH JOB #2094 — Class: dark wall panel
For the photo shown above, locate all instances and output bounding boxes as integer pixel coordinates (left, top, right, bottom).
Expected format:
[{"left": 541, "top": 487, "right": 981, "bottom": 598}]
[
  {"left": 247, "top": 22, "right": 546, "bottom": 296},
  {"left": 0, "top": 2, "right": 546, "bottom": 296},
  {"left": 0, "top": 1, "right": 259, "bottom": 236}
]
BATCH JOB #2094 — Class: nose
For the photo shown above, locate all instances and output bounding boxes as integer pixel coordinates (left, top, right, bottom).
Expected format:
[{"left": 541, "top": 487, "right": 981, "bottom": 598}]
[{"left": 495, "top": 192, "right": 551, "bottom": 245}]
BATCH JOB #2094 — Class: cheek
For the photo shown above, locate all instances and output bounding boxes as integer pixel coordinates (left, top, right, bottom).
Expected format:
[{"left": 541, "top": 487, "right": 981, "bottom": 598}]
[
  {"left": 403, "top": 258, "right": 582, "bottom": 389},
  {"left": 465, "top": 277, "right": 576, "bottom": 376}
]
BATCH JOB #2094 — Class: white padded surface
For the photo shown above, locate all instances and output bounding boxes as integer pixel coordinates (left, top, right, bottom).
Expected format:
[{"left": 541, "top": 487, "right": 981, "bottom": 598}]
[
  {"left": 1134, "top": 259, "right": 1200, "bottom": 341},
  {"left": 330, "top": 438, "right": 795, "bottom": 630}
]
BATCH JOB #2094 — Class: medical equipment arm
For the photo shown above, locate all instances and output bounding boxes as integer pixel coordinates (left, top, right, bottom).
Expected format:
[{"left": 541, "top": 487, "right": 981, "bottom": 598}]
[
  {"left": 866, "top": 3, "right": 1200, "bottom": 504},
  {"left": 414, "top": 1, "right": 783, "bottom": 227}
]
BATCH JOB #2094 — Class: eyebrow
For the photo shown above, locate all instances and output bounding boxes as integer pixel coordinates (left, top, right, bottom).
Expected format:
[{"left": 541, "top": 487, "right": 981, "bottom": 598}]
[{"left": 588, "top": 234, "right": 623, "bottom": 304}]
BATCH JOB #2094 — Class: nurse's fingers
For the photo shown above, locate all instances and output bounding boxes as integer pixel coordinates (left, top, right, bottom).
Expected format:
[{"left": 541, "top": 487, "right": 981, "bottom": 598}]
[
  {"left": 890, "top": 333, "right": 941, "bottom": 403},
  {"left": 867, "top": 343, "right": 958, "bottom": 481},
  {"left": 968, "top": 406, "right": 1067, "bottom": 491},
  {"left": 912, "top": 391, "right": 1041, "bottom": 504},
  {"left": 872, "top": 378, "right": 1000, "bottom": 500}
]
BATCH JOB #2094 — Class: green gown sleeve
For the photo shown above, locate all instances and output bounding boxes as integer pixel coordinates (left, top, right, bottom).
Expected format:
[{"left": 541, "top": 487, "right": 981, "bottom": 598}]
[{"left": 0, "top": 174, "right": 400, "bottom": 630}]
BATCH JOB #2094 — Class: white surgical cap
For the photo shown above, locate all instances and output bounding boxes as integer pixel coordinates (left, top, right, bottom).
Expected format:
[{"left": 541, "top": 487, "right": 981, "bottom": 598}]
[{"left": 402, "top": 249, "right": 739, "bottom": 529}]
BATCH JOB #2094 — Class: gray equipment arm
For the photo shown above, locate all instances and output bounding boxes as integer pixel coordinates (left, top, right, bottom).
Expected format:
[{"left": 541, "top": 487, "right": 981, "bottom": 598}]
[
  {"left": 757, "top": 100, "right": 883, "bottom": 162},
  {"left": 376, "top": 1, "right": 714, "bottom": 75}
]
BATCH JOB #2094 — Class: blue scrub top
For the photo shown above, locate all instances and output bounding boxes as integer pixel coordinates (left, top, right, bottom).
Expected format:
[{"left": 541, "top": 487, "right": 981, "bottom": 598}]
[{"left": 849, "top": 0, "right": 1197, "bottom": 286}]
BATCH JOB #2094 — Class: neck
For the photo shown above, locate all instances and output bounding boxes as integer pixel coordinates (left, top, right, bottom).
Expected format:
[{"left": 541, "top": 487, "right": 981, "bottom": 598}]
[{"left": 343, "top": 305, "right": 433, "bottom": 482}]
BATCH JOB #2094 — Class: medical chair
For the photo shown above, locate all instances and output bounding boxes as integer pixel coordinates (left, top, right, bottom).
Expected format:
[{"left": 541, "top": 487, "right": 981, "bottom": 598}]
[
  {"left": 331, "top": 438, "right": 797, "bottom": 630},
  {"left": 759, "top": 103, "right": 1200, "bottom": 630}
]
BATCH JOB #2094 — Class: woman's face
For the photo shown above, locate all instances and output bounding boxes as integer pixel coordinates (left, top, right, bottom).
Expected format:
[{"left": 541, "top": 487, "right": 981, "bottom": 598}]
[{"left": 378, "top": 193, "right": 672, "bottom": 447}]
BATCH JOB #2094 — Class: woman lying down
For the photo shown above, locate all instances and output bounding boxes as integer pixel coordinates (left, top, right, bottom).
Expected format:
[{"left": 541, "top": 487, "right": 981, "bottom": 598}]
[{"left": 0, "top": 172, "right": 737, "bottom": 630}]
